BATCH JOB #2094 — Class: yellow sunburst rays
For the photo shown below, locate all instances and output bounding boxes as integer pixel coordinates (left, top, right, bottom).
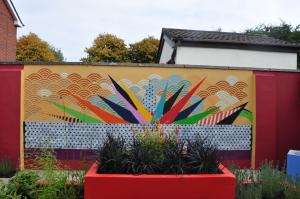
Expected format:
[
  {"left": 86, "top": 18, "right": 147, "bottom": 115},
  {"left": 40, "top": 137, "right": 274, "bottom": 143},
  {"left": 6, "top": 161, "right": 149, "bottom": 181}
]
[{"left": 120, "top": 82, "right": 152, "bottom": 123}]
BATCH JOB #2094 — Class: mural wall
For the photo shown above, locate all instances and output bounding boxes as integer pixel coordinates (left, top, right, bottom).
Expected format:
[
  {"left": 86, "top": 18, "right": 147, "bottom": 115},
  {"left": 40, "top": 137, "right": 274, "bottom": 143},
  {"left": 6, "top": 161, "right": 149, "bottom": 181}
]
[{"left": 23, "top": 65, "right": 254, "bottom": 168}]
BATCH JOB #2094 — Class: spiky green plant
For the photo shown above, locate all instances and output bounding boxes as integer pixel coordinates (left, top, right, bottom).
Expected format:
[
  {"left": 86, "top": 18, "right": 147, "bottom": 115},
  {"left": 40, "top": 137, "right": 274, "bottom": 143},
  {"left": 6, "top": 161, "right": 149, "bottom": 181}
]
[
  {"left": 97, "top": 127, "right": 222, "bottom": 175},
  {"left": 184, "top": 137, "right": 220, "bottom": 174},
  {"left": 97, "top": 133, "right": 129, "bottom": 174}
]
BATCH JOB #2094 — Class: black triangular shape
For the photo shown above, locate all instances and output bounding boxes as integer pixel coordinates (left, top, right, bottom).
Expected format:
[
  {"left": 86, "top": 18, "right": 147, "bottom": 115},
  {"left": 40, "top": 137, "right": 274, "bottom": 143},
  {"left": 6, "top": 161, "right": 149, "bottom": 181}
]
[
  {"left": 108, "top": 75, "right": 137, "bottom": 109},
  {"left": 217, "top": 102, "right": 248, "bottom": 125},
  {"left": 163, "top": 85, "right": 184, "bottom": 114},
  {"left": 99, "top": 95, "right": 139, "bottom": 123}
]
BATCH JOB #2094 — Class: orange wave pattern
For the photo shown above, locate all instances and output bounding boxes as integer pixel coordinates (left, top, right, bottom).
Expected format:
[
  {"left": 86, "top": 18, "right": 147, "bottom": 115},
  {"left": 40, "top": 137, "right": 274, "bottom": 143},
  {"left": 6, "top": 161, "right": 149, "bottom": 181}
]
[
  {"left": 25, "top": 68, "right": 111, "bottom": 120},
  {"left": 197, "top": 80, "right": 248, "bottom": 101}
]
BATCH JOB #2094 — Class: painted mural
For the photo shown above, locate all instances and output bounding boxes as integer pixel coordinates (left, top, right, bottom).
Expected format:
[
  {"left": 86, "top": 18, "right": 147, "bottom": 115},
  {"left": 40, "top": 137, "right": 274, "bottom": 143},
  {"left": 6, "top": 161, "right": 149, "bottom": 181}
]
[{"left": 23, "top": 65, "right": 254, "bottom": 167}]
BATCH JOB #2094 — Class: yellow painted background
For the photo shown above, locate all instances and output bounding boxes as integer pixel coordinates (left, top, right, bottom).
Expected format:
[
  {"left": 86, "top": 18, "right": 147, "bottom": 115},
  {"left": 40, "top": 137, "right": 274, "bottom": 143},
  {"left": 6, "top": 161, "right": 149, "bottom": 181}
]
[{"left": 23, "top": 64, "right": 254, "bottom": 124}]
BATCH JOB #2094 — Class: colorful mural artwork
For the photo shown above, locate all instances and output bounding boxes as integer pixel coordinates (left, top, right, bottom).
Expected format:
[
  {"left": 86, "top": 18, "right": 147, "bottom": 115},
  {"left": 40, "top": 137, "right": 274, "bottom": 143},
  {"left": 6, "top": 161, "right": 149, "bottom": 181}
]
[{"left": 23, "top": 65, "right": 254, "bottom": 167}]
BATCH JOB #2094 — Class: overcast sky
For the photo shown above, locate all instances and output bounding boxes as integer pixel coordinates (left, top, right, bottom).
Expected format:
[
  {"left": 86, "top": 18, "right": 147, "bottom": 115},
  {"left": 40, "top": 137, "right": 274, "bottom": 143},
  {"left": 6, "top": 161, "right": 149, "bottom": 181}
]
[{"left": 13, "top": 0, "right": 300, "bottom": 61}]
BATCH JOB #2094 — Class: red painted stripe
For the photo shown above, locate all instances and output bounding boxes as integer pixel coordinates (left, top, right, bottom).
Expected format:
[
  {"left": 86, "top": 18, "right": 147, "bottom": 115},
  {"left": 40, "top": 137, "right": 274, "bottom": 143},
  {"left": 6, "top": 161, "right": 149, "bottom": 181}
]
[
  {"left": 70, "top": 94, "right": 128, "bottom": 124},
  {"left": 160, "top": 78, "right": 206, "bottom": 124}
]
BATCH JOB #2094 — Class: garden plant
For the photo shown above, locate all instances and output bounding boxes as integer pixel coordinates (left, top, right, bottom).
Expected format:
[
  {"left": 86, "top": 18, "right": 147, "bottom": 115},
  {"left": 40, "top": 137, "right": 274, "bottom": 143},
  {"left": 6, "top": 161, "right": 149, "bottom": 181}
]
[
  {"left": 0, "top": 149, "right": 85, "bottom": 199},
  {"left": 0, "top": 159, "right": 16, "bottom": 178},
  {"left": 85, "top": 124, "right": 235, "bottom": 199},
  {"left": 97, "top": 124, "right": 221, "bottom": 175},
  {"left": 232, "top": 161, "right": 300, "bottom": 199}
]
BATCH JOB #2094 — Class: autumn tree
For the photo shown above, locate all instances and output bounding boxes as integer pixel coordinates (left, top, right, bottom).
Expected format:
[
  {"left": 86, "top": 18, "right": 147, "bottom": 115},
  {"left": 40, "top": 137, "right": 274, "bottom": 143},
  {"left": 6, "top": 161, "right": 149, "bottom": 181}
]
[
  {"left": 128, "top": 36, "right": 159, "bottom": 63},
  {"left": 81, "top": 34, "right": 128, "bottom": 63},
  {"left": 16, "top": 33, "right": 64, "bottom": 62}
]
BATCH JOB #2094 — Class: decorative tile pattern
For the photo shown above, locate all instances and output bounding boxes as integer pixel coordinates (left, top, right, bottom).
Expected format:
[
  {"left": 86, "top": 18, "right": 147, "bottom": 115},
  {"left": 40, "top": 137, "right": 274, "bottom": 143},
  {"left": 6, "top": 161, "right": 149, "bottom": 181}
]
[{"left": 25, "top": 122, "right": 251, "bottom": 150}]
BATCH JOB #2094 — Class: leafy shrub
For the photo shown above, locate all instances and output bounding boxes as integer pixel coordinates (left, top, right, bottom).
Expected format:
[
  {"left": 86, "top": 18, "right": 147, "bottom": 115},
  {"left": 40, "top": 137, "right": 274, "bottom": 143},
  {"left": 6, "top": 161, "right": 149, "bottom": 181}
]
[
  {"left": 284, "top": 177, "right": 300, "bottom": 199},
  {"left": 6, "top": 171, "right": 39, "bottom": 199},
  {"left": 0, "top": 159, "right": 16, "bottom": 178},
  {"left": 231, "top": 167, "right": 262, "bottom": 199},
  {"left": 33, "top": 149, "right": 80, "bottom": 199},
  {"left": 1, "top": 149, "right": 84, "bottom": 199},
  {"left": 126, "top": 126, "right": 167, "bottom": 174},
  {"left": 97, "top": 126, "right": 221, "bottom": 174},
  {"left": 0, "top": 182, "right": 23, "bottom": 199},
  {"left": 260, "top": 162, "right": 286, "bottom": 199},
  {"left": 231, "top": 161, "right": 300, "bottom": 199}
]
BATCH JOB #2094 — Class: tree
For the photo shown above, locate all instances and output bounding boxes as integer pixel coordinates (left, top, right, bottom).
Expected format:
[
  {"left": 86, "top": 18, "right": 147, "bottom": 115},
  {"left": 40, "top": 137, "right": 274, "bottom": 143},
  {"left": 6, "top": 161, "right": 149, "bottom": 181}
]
[
  {"left": 246, "top": 21, "right": 300, "bottom": 68},
  {"left": 81, "top": 34, "right": 128, "bottom": 63},
  {"left": 50, "top": 47, "right": 65, "bottom": 62},
  {"left": 128, "top": 36, "right": 159, "bottom": 63},
  {"left": 16, "top": 33, "right": 64, "bottom": 62}
]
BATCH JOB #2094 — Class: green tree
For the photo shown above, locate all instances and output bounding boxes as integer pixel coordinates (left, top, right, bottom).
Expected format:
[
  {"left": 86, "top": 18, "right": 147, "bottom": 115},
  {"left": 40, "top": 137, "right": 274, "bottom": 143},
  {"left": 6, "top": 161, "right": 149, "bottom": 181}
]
[
  {"left": 50, "top": 47, "right": 65, "bottom": 62},
  {"left": 246, "top": 21, "right": 300, "bottom": 68},
  {"left": 81, "top": 33, "right": 128, "bottom": 63},
  {"left": 128, "top": 36, "right": 159, "bottom": 63},
  {"left": 16, "top": 33, "right": 64, "bottom": 62}
]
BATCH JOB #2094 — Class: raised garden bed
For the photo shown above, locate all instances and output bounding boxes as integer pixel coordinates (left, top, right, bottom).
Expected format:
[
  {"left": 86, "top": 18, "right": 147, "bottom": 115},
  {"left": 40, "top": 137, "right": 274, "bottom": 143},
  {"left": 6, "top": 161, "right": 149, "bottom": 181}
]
[{"left": 85, "top": 162, "right": 236, "bottom": 199}]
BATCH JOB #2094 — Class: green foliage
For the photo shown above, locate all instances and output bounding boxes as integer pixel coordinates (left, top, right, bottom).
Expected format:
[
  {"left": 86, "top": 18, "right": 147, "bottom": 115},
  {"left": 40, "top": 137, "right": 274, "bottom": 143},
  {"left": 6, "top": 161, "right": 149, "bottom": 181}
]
[
  {"left": 0, "top": 159, "right": 16, "bottom": 178},
  {"left": 135, "top": 126, "right": 165, "bottom": 164},
  {"left": 81, "top": 34, "right": 128, "bottom": 63},
  {"left": 16, "top": 33, "right": 64, "bottom": 62},
  {"left": 97, "top": 133, "right": 129, "bottom": 174},
  {"left": 6, "top": 171, "right": 39, "bottom": 199},
  {"left": 284, "top": 177, "right": 300, "bottom": 199},
  {"left": 184, "top": 137, "right": 220, "bottom": 174},
  {"left": 161, "top": 137, "right": 185, "bottom": 174},
  {"left": 97, "top": 125, "right": 221, "bottom": 174},
  {"left": 0, "top": 182, "right": 23, "bottom": 199},
  {"left": 33, "top": 149, "right": 78, "bottom": 199},
  {"left": 126, "top": 138, "right": 161, "bottom": 174},
  {"left": 50, "top": 46, "right": 65, "bottom": 62},
  {"left": 246, "top": 21, "right": 300, "bottom": 69},
  {"left": 231, "top": 161, "right": 300, "bottom": 199},
  {"left": 260, "top": 162, "right": 286, "bottom": 199},
  {"left": 128, "top": 36, "right": 159, "bottom": 63},
  {"left": 231, "top": 167, "right": 262, "bottom": 199},
  {"left": 82, "top": 34, "right": 159, "bottom": 63},
  {"left": 0, "top": 149, "right": 84, "bottom": 199}
]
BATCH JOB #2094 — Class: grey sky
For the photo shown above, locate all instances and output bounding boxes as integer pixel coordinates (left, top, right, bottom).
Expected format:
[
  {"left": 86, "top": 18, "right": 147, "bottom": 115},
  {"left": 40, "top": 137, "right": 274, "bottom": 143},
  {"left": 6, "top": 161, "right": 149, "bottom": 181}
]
[{"left": 13, "top": 0, "right": 300, "bottom": 61}]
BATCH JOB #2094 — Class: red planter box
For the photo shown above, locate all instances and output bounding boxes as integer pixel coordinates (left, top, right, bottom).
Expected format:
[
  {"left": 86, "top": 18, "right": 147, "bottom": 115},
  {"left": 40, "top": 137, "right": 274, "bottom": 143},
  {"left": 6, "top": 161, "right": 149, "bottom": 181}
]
[{"left": 84, "top": 162, "right": 236, "bottom": 199}]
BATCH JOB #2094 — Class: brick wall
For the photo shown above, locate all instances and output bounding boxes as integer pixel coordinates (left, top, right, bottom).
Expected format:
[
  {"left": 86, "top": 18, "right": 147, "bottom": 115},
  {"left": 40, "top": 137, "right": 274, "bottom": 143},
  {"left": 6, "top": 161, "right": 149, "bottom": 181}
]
[{"left": 0, "top": 0, "right": 17, "bottom": 61}]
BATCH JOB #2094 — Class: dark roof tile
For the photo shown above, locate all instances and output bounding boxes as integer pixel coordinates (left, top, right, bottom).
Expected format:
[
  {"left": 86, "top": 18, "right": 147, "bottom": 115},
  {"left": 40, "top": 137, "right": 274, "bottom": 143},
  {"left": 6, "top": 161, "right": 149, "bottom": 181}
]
[{"left": 162, "top": 28, "right": 299, "bottom": 48}]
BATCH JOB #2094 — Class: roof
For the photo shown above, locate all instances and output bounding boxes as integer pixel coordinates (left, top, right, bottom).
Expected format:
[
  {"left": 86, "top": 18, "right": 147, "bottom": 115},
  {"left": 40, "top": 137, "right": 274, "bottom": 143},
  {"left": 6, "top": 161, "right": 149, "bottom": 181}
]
[
  {"left": 3, "top": 0, "right": 24, "bottom": 27},
  {"left": 162, "top": 28, "right": 300, "bottom": 48},
  {"left": 157, "top": 28, "right": 300, "bottom": 62}
]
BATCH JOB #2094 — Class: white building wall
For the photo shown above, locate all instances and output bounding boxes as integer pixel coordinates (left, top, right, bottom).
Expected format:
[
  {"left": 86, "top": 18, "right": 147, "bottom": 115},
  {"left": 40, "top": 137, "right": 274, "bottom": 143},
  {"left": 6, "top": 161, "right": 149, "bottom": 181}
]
[
  {"left": 159, "top": 36, "right": 175, "bottom": 64},
  {"left": 175, "top": 47, "right": 297, "bottom": 70}
]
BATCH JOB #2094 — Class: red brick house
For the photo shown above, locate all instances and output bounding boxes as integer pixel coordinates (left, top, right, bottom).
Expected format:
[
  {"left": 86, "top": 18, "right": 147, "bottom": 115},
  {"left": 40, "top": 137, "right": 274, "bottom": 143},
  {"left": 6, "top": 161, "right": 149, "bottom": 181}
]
[{"left": 0, "top": 0, "right": 23, "bottom": 61}]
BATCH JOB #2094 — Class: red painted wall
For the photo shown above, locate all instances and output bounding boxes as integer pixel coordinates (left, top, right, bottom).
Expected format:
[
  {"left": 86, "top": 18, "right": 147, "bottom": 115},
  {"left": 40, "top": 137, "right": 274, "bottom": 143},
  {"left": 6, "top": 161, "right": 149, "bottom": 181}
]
[
  {"left": 0, "top": 65, "right": 23, "bottom": 167},
  {"left": 255, "top": 71, "right": 300, "bottom": 167},
  {"left": 1, "top": 64, "right": 300, "bottom": 169}
]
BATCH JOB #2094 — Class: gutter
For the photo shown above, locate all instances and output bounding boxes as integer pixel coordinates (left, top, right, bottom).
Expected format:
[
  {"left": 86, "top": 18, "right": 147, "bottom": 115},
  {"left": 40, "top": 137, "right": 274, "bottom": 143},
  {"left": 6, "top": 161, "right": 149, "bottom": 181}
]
[{"left": 4, "top": 0, "right": 24, "bottom": 27}]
